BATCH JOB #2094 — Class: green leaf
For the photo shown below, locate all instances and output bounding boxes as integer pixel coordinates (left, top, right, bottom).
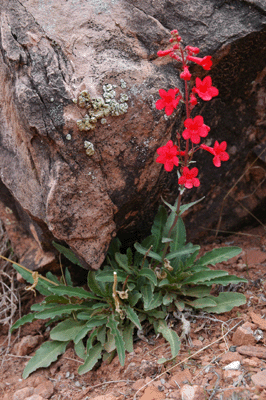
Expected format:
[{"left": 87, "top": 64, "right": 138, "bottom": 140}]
[
  {"left": 179, "top": 197, "right": 205, "bottom": 215},
  {"left": 107, "top": 237, "right": 122, "bottom": 259},
  {"left": 195, "top": 247, "right": 242, "bottom": 267},
  {"left": 141, "top": 285, "right": 153, "bottom": 310},
  {"left": 128, "top": 291, "right": 142, "bottom": 307},
  {"left": 23, "top": 341, "right": 69, "bottom": 379},
  {"left": 123, "top": 305, "right": 142, "bottom": 329},
  {"left": 97, "top": 325, "right": 106, "bottom": 346},
  {"left": 96, "top": 270, "right": 128, "bottom": 283},
  {"left": 53, "top": 242, "right": 85, "bottom": 268},
  {"left": 87, "top": 271, "right": 107, "bottom": 298},
  {"left": 48, "top": 285, "right": 99, "bottom": 300},
  {"left": 74, "top": 325, "right": 92, "bottom": 344},
  {"left": 74, "top": 340, "right": 86, "bottom": 360},
  {"left": 181, "top": 285, "right": 211, "bottom": 298},
  {"left": 65, "top": 268, "right": 73, "bottom": 286},
  {"left": 44, "top": 294, "right": 69, "bottom": 304},
  {"left": 151, "top": 206, "right": 168, "bottom": 252},
  {"left": 134, "top": 243, "right": 162, "bottom": 262},
  {"left": 183, "top": 270, "right": 228, "bottom": 285},
  {"left": 166, "top": 244, "right": 201, "bottom": 260},
  {"left": 161, "top": 197, "right": 177, "bottom": 213},
  {"left": 122, "top": 323, "right": 134, "bottom": 353},
  {"left": 78, "top": 343, "right": 103, "bottom": 374},
  {"left": 145, "top": 291, "right": 163, "bottom": 311},
  {"left": 126, "top": 247, "right": 133, "bottom": 266},
  {"left": 104, "top": 330, "right": 116, "bottom": 353},
  {"left": 10, "top": 313, "right": 36, "bottom": 333},
  {"left": 186, "top": 297, "right": 217, "bottom": 309},
  {"left": 50, "top": 318, "right": 86, "bottom": 341},
  {"left": 157, "top": 320, "right": 180, "bottom": 363},
  {"left": 170, "top": 217, "right": 186, "bottom": 251},
  {"left": 174, "top": 300, "right": 185, "bottom": 311},
  {"left": 138, "top": 268, "right": 157, "bottom": 286},
  {"left": 31, "top": 303, "right": 46, "bottom": 312},
  {"left": 12, "top": 264, "right": 54, "bottom": 296},
  {"left": 107, "top": 315, "right": 125, "bottom": 366},
  {"left": 46, "top": 272, "right": 60, "bottom": 284},
  {"left": 163, "top": 293, "right": 177, "bottom": 306},
  {"left": 115, "top": 253, "right": 132, "bottom": 273},
  {"left": 86, "top": 330, "right": 98, "bottom": 351},
  {"left": 36, "top": 304, "right": 89, "bottom": 319},
  {"left": 203, "top": 275, "right": 248, "bottom": 286},
  {"left": 202, "top": 292, "right": 246, "bottom": 314}
]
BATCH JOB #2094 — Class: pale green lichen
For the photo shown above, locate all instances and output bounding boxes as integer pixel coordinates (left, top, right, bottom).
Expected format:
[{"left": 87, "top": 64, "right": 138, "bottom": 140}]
[
  {"left": 84, "top": 141, "right": 95, "bottom": 156},
  {"left": 66, "top": 134, "right": 72, "bottom": 140}
]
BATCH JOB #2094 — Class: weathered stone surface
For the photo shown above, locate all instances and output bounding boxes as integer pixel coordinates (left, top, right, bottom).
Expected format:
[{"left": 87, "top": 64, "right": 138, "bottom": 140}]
[
  {"left": 237, "top": 345, "right": 266, "bottom": 359},
  {"left": 1, "top": 0, "right": 266, "bottom": 269},
  {"left": 13, "top": 335, "right": 43, "bottom": 357}
]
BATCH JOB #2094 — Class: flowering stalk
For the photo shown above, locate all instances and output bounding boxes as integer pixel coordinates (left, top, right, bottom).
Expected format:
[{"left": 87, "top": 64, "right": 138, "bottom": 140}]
[{"left": 156, "top": 29, "right": 229, "bottom": 257}]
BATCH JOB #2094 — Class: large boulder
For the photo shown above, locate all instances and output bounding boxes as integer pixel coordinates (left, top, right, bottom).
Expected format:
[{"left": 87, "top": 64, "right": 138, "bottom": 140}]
[{"left": 0, "top": 0, "right": 265, "bottom": 270}]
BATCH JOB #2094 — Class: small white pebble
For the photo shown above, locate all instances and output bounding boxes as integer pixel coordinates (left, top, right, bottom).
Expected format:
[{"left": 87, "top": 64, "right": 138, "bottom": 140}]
[
  {"left": 65, "top": 371, "right": 70, "bottom": 378},
  {"left": 66, "top": 134, "right": 71, "bottom": 140},
  {"left": 224, "top": 361, "right": 241, "bottom": 370}
]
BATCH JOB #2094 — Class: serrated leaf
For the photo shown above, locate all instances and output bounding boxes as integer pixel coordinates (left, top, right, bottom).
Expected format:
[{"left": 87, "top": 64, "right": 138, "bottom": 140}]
[
  {"left": 48, "top": 285, "right": 99, "bottom": 300},
  {"left": 74, "top": 340, "right": 86, "bottom": 360},
  {"left": 183, "top": 270, "right": 228, "bottom": 285},
  {"left": 123, "top": 305, "right": 142, "bottom": 329},
  {"left": 145, "top": 291, "right": 163, "bottom": 311},
  {"left": 97, "top": 325, "right": 106, "bottom": 346},
  {"left": 10, "top": 313, "right": 36, "bottom": 333},
  {"left": 186, "top": 297, "right": 217, "bottom": 309},
  {"left": 134, "top": 243, "right": 162, "bottom": 262},
  {"left": 179, "top": 196, "right": 205, "bottom": 215},
  {"left": 138, "top": 268, "right": 157, "bottom": 285},
  {"left": 196, "top": 246, "right": 242, "bottom": 267},
  {"left": 115, "top": 253, "right": 132, "bottom": 273},
  {"left": 23, "top": 341, "right": 69, "bottom": 379},
  {"left": 78, "top": 343, "right": 103, "bottom": 374},
  {"left": 74, "top": 325, "right": 92, "bottom": 344},
  {"left": 53, "top": 242, "right": 85, "bottom": 268},
  {"left": 107, "top": 315, "right": 125, "bottom": 366},
  {"left": 181, "top": 285, "right": 211, "bottom": 298},
  {"left": 12, "top": 264, "right": 54, "bottom": 296},
  {"left": 157, "top": 320, "right": 180, "bottom": 363},
  {"left": 166, "top": 244, "right": 201, "bottom": 260},
  {"left": 50, "top": 318, "right": 86, "bottom": 341},
  {"left": 104, "top": 330, "right": 116, "bottom": 352},
  {"left": 87, "top": 271, "right": 107, "bottom": 298},
  {"left": 163, "top": 293, "right": 177, "bottom": 306},
  {"left": 128, "top": 291, "right": 142, "bottom": 307},
  {"left": 86, "top": 330, "right": 98, "bottom": 351},
  {"left": 151, "top": 206, "right": 168, "bottom": 252},
  {"left": 202, "top": 292, "right": 246, "bottom": 314},
  {"left": 44, "top": 294, "right": 69, "bottom": 304},
  {"left": 122, "top": 323, "right": 134, "bottom": 353},
  {"left": 96, "top": 270, "right": 128, "bottom": 283},
  {"left": 36, "top": 304, "right": 89, "bottom": 319},
  {"left": 202, "top": 275, "right": 248, "bottom": 286},
  {"left": 141, "top": 285, "right": 153, "bottom": 310},
  {"left": 31, "top": 303, "right": 46, "bottom": 312}
]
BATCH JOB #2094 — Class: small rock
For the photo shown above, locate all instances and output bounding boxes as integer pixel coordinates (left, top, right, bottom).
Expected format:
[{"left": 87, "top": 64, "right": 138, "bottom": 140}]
[
  {"left": 251, "top": 369, "right": 266, "bottom": 388},
  {"left": 132, "top": 378, "right": 146, "bottom": 391},
  {"left": 220, "top": 352, "right": 243, "bottom": 364},
  {"left": 13, "top": 335, "right": 42, "bottom": 356},
  {"left": 250, "top": 311, "right": 266, "bottom": 331},
  {"left": 223, "top": 370, "right": 242, "bottom": 380},
  {"left": 34, "top": 380, "right": 54, "bottom": 398},
  {"left": 232, "top": 325, "right": 256, "bottom": 346},
  {"left": 139, "top": 386, "right": 165, "bottom": 400},
  {"left": 90, "top": 395, "right": 117, "bottom": 400},
  {"left": 242, "top": 356, "right": 261, "bottom": 367},
  {"left": 25, "top": 396, "right": 45, "bottom": 400},
  {"left": 223, "top": 361, "right": 241, "bottom": 370},
  {"left": 237, "top": 345, "right": 266, "bottom": 359},
  {"left": 180, "top": 384, "right": 205, "bottom": 400},
  {"left": 13, "top": 387, "right": 34, "bottom": 400},
  {"left": 169, "top": 369, "right": 192, "bottom": 387}
]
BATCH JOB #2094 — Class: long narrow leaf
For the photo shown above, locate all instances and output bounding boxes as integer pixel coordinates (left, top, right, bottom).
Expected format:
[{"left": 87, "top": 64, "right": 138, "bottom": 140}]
[
  {"left": 50, "top": 319, "right": 86, "bottom": 341},
  {"left": 134, "top": 243, "right": 162, "bottom": 262},
  {"left": 52, "top": 242, "right": 85, "bottom": 268},
  {"left": 195, "top": 247, "right": 242, "bottom": 267},
  {"left": 48, "top": 285, "right": 99, "bottom": 300},
  {"left": 78, "top": 343, "right": 103, "bottom": 374},
  {"left": 10, "top": 313, "right": 36, "bottom": 333},
  {"left": 157, "top": 320, "right": 180, "bottom": 363}
]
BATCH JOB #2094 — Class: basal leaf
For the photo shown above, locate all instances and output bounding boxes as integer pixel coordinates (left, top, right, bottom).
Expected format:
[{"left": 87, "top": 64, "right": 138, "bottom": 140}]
[
  {"left": 74, "top": 339, "right": 86, "bottom": 360},
  {"left": 123, "top": 305, "right": 142, "bottom": 329},
  {"left": 12, "top": 264, "right": 53, "bottom": 296},
  {"left": 104, "top": 330, "right": 116, "bottom": 353},
  {"left": 202, "top": 275, "right": 248, "bottom": 286},
  {"left": 96, "top": 270, "right": 128, "bottom": 283},
  {"left": 10, "top": 313, "right": 36, "bottom": 333},
  {"left": 86, "top": 330, "right": 98, "bottom": 351},
  {"left": 163, "top": 293, "right": 177, "bottom": 306},
  {"left": 170, "top": 217, "right": 186, "bottom": 251},
  {"left": 46, "top": 272, "right": 60, "bottom": 284},
  {"left": 36, "top": 304, "right": 89, "bottom": 319},
  {"left": 52, "top": 242, "right": 85, "bottom": 268},
  {"left": 87, "top": 271, "right": 107, "bottom": 298},
  {"left": 166, "top": 244, "right": 200, "bottom": 261},
  {"left": 23, "top": 341, "right": 69, "bottom": 379},
  {"left": 151, "top": 206, "right": 168, "bottom": 252},
  {"left": 134, "top": 243, "right": 162, "bottom": 262},
  {"left": 195, "top": 246, "right": 242, "bottom": 267},
  {"left": 186, "top": 297, "right": 217, "bottom": 309},
  {"left": 48, "top": 285, "right": 99, "bottom": 300},
  {"left": 141, "top": 285, "right": 153, "bottom": 310},
  {"left": 107, "top": 315, "right": 125, "bottom": 366},
  {"left": 183, "top": 270, "right": 228, "bottom": 285},
  {"left": 97, "top": 325, "right": 106, "bottom": 346},
  {"left": 115, "top": 253, "right": 132, "bottom": 273},
  {"left": 145, "top": 291, "right": 163, "bottom": 311},
  {"left": 128, "top": 291, "right": 142, "bottom": 307},
  {"left": 78, "top": 343, "right": 103, "bottom": 374},
  {"left": 50, "top": 318, "right": 86, "bottom": 341},
  {"left": 181, "top": 285, "right": 211, "bottom": 298},
  {"left": 138, "top": 268, "right": 157, "bottom": 285},
  {"left": 64, "top": 268, "right": 73, "bottom": 286},
  {"left": 202, "top": 292, "right": 246, "bottom": 314},
  {"left": 157, "top": 320, "right": 180, "bottom": 363},
  {"left": 122, "top": 323, "right": 134, "bottom": 353}
]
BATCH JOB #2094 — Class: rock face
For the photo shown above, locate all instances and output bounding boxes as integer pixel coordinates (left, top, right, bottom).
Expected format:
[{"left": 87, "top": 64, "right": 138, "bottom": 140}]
[{"left": 0, "top": 0, "right": 266, "bottom": 270}]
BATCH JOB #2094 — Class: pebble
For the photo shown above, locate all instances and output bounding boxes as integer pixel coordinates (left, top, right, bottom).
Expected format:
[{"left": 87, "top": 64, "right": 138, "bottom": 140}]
[
  {"left": 237, "top": 345, "right": 266, "bottom": 359},
  {"left": 223, "top": 361, "right": 241, "bottom": 370},
  {"left": 251, "top": 369, "right": 266, "bottom": 388}
]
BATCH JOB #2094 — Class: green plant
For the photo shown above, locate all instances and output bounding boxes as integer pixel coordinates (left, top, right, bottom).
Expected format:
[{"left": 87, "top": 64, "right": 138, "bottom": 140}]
[{"left": 10, "top": 201, "right": 246, "bottom": 378}]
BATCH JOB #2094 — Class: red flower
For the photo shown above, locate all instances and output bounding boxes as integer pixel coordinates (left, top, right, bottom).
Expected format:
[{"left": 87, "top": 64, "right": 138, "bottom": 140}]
[
  {"left": 193, "top": 76, "right": 219, "bottom": 101},
  {"left": 178, "top": 167, "right": 200, "bottom": 189},
  {"left": 189, "top": 94, "right": 198, "bottom": 106},
  {"left": 185, "top": 46, "right": 200, "bottom": 55},
  {"left": 200, "top": 141, "right": 229, "bottom": 167},
  {"left": 182, "top": 116, "right": 210, "bottom": 144},
  {"left": 187, "top": 55, "right": 213, "bottom": 70},
  {"left": 156, "top": 88, "right": 182, "bottom": 116},
  {"left": 157, "top": 49, "right": 173, "bottom": 57},
  {"left": 156, "top": 140, "right": 179, "bottom": 172},
  {"left": 180, "top": 66, "right": 191, "bottom": 81}
]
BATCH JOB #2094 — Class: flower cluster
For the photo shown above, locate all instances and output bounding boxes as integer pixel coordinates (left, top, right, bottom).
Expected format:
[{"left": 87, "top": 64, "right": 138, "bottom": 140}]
[{"left": 155, "top": 29, "right": 229, "bottom": 189}]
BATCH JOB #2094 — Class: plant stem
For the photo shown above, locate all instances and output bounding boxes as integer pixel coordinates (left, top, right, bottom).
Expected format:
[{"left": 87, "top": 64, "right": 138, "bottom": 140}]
[{"left": 161, "top": 192, "right": 182, "bottom": 260}]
